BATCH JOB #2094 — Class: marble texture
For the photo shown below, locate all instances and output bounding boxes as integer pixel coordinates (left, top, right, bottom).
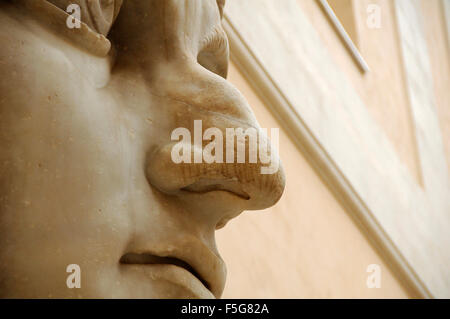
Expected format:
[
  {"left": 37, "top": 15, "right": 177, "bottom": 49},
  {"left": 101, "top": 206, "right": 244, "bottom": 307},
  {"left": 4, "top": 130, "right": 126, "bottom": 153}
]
[{"left": 0, "top": 0, "right": 285, "bottom": 298}]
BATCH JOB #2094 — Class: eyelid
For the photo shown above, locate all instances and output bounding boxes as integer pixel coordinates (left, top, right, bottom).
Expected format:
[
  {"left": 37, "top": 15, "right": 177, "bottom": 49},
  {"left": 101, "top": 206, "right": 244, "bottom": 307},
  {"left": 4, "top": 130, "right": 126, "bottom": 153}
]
[
  {"left": 200, "top": 25, "right": 229, "bottom": 58},
  {"left": 198, "top": 26, "right": 229, "bottom": 78}
]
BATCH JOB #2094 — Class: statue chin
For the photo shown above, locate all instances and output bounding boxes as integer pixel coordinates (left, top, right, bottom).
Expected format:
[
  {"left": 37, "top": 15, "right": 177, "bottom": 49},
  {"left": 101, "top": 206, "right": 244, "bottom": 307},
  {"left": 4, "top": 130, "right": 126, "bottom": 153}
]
[{"left": 0, "top": 0, "right": 285, "bottom": 299}]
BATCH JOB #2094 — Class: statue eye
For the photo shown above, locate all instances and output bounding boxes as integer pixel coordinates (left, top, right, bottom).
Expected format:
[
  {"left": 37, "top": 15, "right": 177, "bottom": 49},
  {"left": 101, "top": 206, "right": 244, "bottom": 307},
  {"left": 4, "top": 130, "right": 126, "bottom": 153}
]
[{"left": 197, "top": 27, "right": 229, "bottom": 78}]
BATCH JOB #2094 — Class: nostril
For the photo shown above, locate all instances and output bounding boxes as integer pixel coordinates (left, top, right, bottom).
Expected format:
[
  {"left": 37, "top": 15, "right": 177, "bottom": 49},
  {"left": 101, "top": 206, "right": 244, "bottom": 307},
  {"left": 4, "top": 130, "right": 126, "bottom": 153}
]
[
  {"left": 181, "top": 178, "right": 250, "bottom": 200},
  {"left": 146, "top": 142, "right": 285, "bottom": 211}
]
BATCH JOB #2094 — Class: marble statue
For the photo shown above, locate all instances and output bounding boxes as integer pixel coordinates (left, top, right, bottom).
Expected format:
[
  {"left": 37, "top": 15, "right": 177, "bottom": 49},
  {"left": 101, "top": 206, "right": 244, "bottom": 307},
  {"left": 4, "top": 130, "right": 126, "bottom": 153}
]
[{"left": 0, "top": 0, "right": 285, "bottom": 298}]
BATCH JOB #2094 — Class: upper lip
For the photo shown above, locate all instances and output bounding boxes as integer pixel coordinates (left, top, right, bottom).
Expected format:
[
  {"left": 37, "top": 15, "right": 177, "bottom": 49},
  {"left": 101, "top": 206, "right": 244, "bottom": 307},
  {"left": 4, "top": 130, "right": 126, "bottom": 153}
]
[{"left": 120, "top": 236, "right": 226, "bottom": 298}]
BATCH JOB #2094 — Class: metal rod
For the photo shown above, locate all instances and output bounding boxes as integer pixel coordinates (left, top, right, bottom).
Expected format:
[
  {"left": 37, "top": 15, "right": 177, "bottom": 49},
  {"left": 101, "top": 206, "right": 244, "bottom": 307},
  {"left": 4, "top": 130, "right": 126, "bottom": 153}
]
[{"left": 318, "top": 0, "right": 370, "bottom": 73}]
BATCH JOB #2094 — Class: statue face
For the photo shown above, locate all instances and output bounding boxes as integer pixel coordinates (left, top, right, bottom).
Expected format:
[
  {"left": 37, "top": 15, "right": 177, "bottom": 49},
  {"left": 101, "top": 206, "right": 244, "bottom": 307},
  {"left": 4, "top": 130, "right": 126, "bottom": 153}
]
[{"left": 0, "top": 0, "right": 284, "bottom": 298}]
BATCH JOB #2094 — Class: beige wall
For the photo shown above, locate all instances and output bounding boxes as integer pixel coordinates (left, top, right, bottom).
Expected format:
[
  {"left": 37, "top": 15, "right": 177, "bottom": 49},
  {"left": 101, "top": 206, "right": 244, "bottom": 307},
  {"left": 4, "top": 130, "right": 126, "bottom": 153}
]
[
  {"left": 222, "top": 0, "right": 450, "bottom": 297},
  {"left": 420, "top": 0, "right": 450, "bottom": 174},
  {"left": 300, "top": 0, "right": 450, "bottom": 185},
  {"left": 216, "top": 63, "right": 411, "bottom": 298},
  {"left": 299, "top": 0, "right": 422, "bottom": 185}
]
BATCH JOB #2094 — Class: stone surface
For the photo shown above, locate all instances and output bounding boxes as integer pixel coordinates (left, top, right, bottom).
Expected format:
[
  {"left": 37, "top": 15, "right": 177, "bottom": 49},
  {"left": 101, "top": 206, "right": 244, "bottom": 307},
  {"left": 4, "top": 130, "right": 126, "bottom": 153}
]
[{"left": 0, "top": 0, "right": 285, "bottom": 298}]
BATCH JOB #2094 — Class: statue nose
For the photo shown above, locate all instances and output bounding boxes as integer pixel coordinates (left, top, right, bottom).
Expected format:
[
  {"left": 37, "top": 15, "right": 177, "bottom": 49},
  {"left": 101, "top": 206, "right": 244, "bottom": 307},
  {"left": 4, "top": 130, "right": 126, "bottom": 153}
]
[
  {"left": 144, "top": 63, "right": 285, "bottom": 228},
  {"left": 146, "top": 134, "right": 285, "bottom": 228}
]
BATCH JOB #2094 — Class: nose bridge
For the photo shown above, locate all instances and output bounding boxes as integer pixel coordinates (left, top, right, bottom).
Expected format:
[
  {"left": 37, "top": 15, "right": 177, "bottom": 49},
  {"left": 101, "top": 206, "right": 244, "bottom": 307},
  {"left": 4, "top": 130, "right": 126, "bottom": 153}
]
[{"left": 164, "top": 60, "right": 258, "bottom": 126}]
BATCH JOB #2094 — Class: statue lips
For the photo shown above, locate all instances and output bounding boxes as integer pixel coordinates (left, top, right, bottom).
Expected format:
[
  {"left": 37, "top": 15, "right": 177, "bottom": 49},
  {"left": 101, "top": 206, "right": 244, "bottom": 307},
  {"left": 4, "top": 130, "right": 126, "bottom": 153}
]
[{"left": 120, "top": 236, "right": 226, "bottom": 298}]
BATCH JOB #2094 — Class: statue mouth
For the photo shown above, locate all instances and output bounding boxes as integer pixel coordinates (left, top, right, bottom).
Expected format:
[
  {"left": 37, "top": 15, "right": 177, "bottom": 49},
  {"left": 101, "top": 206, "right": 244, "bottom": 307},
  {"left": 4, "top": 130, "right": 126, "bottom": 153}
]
[
  {"left": 120, "top": 253, "right": 210, "bottom": 292},
  {"left": 119, "top": 238, "right": 226, "bottom": 298}
]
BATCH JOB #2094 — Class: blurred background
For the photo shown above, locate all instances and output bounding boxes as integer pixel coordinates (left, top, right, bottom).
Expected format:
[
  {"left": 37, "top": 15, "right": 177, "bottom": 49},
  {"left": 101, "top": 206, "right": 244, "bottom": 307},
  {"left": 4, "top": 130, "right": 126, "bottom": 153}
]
[{"left": 216, "top": 0, "right": 450, "bottom": 298}]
